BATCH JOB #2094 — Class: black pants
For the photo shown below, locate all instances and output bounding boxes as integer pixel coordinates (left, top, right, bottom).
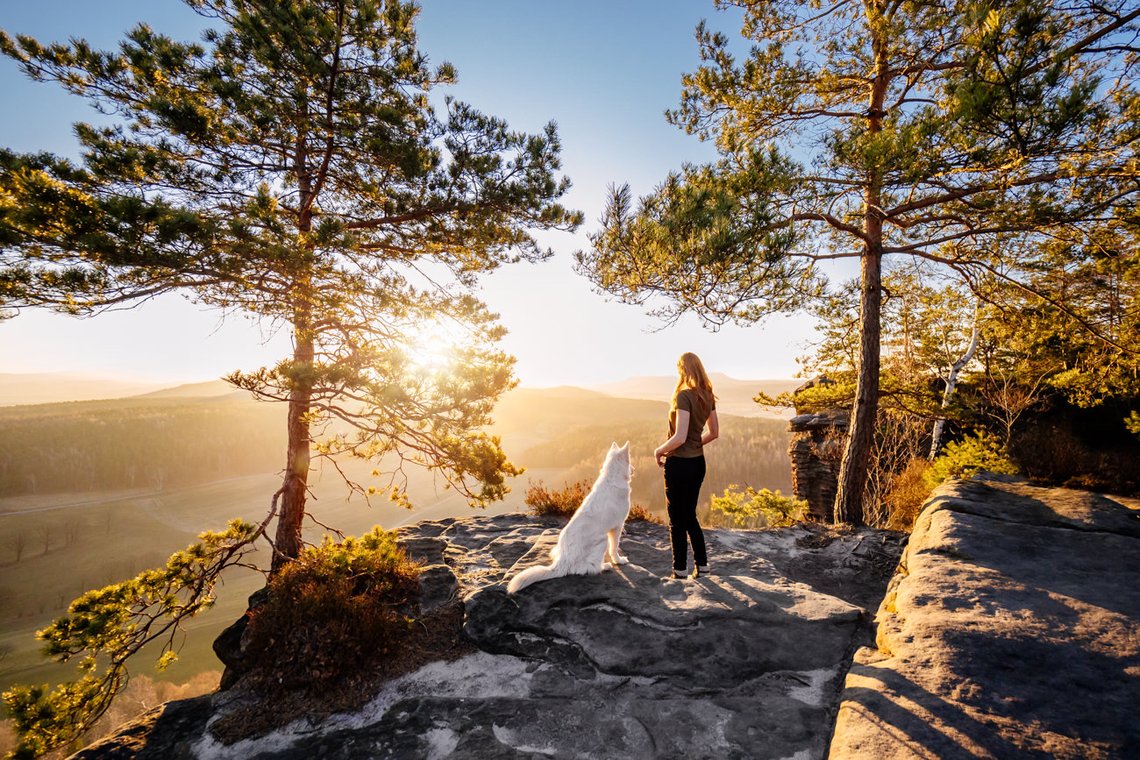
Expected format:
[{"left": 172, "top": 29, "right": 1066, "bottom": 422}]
[{"left": 664, "top": 454, "right": 707, "bottom": 571}]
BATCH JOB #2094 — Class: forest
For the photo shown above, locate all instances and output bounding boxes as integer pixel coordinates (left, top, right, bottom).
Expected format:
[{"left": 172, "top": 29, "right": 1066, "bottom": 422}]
[
  {"left": 0, "top": 396, "right": 282, "bottom": 496},
  {"left": 0, "top": 387, "right": 792, "bottom": 504},
  {"left": 522, "top": 415, "right": 792, "bottom": 511}
]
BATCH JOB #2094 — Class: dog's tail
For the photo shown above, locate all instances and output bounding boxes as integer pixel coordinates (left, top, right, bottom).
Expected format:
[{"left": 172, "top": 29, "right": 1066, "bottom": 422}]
[{"left": 506, "top": 562, "right": 565, "bottom": 594}]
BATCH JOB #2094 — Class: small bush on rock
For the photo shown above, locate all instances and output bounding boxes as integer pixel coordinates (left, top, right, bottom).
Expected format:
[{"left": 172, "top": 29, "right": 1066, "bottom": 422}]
[
  {"left": 628, "top": 503, "right": 665, "bottom": 524},
  {"left": 925, "top": 432, "right": 1018, "bottom": 489},
  {"left": 241, "top": 527, "right": 420, "bottom": 695},
  {"left": 884, "top": 458, "right": 934, "bottom": 531},
  {"left": 708, "top": 485, "right": 808, "bottom": 529},
  {"left": 524, "top": 480, "right": 664, "bottom": 524},
  {"left": 524, "top": 480, "right": 590, "bottom": 518}
]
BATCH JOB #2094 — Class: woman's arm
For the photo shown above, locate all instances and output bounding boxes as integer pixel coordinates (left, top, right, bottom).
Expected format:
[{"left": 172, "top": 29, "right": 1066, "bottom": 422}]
[
  {"left": 701, "top": 409, "right": 719, "bottom": 446},
  {"left": 654, "top": 409, "right": 690, "bottom": 467}
]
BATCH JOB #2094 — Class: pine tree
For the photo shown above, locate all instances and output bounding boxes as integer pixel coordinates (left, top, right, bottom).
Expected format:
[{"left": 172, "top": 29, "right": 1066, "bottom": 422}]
[
  {"left": 0, "top": 2, "right": 580, "bottom": 751},
  {"left": 579, "top": 0, "right": 1139, "bottom": 523},
  {"left": 1, "top": 0, "right": 580, "bottom": 568}
]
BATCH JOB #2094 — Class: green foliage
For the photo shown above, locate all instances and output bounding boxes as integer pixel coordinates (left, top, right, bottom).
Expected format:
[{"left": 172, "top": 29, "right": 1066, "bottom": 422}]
[
  {"left": 1127, "top": 412, "right": 1140, "bottom": 440},
  {"left": 241, "top": 527, "right": 420, "bottom": 694},
  {"left": 0, "top": 0, "right": 581, "bottom": 532},
  {"left": 925, "top": 433, "right": 1019, "bottom": 489},
  {"left": 707, "top": 485, "right": 807, "bottom": 530},
  {"left": 1, "top": 520, "right": 261, "bottom": 759},
  {"left": 579, "top": 0, "right": 1140, "bottom": 524},
  {"left": 989, "top": 237, "right": 1140, "bottom": 413},
  {"left": 577, "top": 154, "right": 821, "bottom": 328},
  {"left": 1, "top": 2, "right": 580, "bottom": 730},
  {"left": 788, "top": 378, "right": 856, "bottom": 415}
]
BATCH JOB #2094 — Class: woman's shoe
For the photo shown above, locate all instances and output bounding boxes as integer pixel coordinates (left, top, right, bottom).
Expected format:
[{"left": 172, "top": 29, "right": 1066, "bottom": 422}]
[
  {"left": 691, "top": 565, "right": 708, "bottom": 579},
  {"left": 667, "top": 570, "right": 685, "bottom": 579}
]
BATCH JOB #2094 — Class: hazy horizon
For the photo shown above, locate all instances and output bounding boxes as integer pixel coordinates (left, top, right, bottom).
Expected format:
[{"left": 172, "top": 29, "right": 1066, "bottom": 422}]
[{"left": 0, "top": 370, "right": 803, "bottom": 408}]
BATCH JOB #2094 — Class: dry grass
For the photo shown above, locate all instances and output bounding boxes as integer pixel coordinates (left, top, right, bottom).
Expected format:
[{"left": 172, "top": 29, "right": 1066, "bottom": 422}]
[
  {"left": 524, "top": 479, "right": 590, "bottom": 518},
  {"left": 628, "top": 503, "right": 665, "bottom": 525},
  {"left": 524, "top": 480, "right": 664, "bottom": 524},
  {"left": 884, "top": 458, "right": 934, "bottom": 532}
]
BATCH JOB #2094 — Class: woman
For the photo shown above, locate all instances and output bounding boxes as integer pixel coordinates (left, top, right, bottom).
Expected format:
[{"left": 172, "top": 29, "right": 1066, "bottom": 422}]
[{"left": 654, "top": 352, "right": 718, "bottom": 579}]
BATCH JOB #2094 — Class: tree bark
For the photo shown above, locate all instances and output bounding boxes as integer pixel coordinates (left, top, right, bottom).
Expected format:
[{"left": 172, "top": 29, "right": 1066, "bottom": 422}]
[
  {"left": 272, "top": 316, "right": 313, "bottom": 574},
  {"left": 834, "top": 247, "right": 882, "bottom": 524},
  {"left": 834, "top": 3, "right": 889, "bottom": 525},
  {"left": 272, "top": 111, "right": 315, "bottom": 574}
]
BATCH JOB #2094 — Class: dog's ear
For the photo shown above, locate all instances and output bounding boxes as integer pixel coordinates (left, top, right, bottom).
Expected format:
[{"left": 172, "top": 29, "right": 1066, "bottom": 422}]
[
  {"left": 621, "top": 440, "right": 630, "bottom": 451},
  {"left": 610, "top": 441, "right": 618, "bottom": 451}
]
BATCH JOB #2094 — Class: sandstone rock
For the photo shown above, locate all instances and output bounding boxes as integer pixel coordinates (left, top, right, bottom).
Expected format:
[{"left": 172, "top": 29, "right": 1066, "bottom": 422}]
[
  {"left": 79, "top": 515, "right": 902, "bottom": 759},
  {"left": 213, "top": 587, "right": 269, "bottom": 691},
  {"left": 787, "top": 376, "right": 848, "bottom": 521},
  {"left": 829, "top": 474, "right": 1140, "bottom": 760},
  {"left": 197, "top": 516, "right": 901, "bottom": 759},
  {"left": 67, "top": 695, "right": 214, "bottom": 759}
]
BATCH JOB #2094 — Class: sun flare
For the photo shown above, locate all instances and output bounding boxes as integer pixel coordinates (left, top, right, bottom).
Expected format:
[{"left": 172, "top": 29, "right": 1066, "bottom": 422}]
[{"left": 404, "top": 317, "right": 471, "bottom": 373}]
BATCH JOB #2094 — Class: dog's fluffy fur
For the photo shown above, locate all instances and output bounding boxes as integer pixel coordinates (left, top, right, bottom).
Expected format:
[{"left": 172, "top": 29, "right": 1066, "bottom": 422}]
[{"left": 507, "top": 442, "right": 633, "bottom": 594}]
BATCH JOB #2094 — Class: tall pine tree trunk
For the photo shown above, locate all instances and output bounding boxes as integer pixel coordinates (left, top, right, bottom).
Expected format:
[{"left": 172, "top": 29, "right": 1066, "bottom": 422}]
[
  {"left": 272, "top": 110, "right": 315, "bottom": 574},
  {"left": 273, "top": 307, "right": 313, "bottom": 574},
  {"left": 834, "top": 10, "right": 889, "bottom": 525},
  {"left": 834, "top": 245, "right": 882, "bottom": 524}
]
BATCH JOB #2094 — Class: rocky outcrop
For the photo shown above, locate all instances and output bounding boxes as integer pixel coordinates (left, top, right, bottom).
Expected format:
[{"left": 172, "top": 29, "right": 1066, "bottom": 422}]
[
  {"left": 787, "top": 376, "right": 848, "bottom": 521},
  {"left": 829, "top": 474, "right": 1140, "bottom": 759},
  {"left": 76, "top": 515, "right": 903, "bottom": 759},
  {"left": 788, "top": 411, "right": 847, "bottom": 521}
]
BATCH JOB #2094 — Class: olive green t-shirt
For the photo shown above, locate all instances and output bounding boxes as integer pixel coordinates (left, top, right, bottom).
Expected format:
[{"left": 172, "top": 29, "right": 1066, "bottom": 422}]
[{"left": 668, "top": 388, "right": 714, "bottom": 458}]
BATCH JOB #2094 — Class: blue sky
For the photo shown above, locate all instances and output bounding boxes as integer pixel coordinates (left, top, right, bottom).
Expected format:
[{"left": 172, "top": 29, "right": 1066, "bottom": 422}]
[{"left": 0, "top": 1, "right": 822, "bottom": 387}]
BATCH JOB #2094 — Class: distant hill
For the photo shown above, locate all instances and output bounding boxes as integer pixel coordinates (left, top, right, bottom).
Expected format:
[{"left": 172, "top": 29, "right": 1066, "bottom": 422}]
[
  {"left": 0, "top": 373, "right": 170, "bottom": 407},
  {"left": 493, "top": 386, "right": 667, "bottom": 435},
  {"left": 134, "top": 380, "right": 238, "bottom": 399},
  {"left": 593, "top": 373, "right": 801, "bottom": 418},
  {"left": 2, "top": 372, "right": 803, "bottom": 416}
]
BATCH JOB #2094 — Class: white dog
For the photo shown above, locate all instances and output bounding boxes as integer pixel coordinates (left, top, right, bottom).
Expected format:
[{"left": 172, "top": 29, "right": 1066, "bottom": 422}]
[{"left": 507, "top": 442, "right": 633, "bottom": 593}]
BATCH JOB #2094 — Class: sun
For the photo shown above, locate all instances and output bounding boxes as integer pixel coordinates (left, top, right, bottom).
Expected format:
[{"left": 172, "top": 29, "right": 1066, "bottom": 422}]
[{"left": 404, "top": 317, "right": 471, "bottom": 373}]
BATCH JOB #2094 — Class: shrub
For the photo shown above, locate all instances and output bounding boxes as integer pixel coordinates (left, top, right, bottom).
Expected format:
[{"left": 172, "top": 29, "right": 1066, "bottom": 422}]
[
  {"left": 524, "top": 480, "right": 590, "bottom": 518},
  {"left": 524, "top": 480, "right": 664, "bottom": 524},
  {"left": 241, "top": 527, "right": 420, "bottom": 695},
  {"left": 925, "top": 431, "right": 1018, "bottom": 489},
  {"left": 708, "top": 485, "right": 808, "bottom": 529},
  {"left": 884, "top": 458, "right": 934, "bottom": 532},
  {"left": 628, "top": 503, "right": 665, "bottom": 525},
  {"left": 1126, "top": 411, "right": 1140, "bottom": 440}
]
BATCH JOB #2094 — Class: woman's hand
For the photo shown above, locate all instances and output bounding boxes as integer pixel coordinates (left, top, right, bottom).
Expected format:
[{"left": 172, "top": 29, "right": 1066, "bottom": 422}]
[{"left": 656, "top": 409, "right": 689, "bottom": 468}]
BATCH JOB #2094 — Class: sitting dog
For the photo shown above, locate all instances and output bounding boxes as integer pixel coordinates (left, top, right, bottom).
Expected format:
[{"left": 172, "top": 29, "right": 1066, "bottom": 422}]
[{"left": 507, "top": 442, "right": 633, "bottom": 593}]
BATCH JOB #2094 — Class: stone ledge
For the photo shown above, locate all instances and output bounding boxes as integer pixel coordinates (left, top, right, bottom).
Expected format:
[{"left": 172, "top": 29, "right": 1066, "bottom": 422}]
[{"left": 829, "top": 474, "right": 1140, "bottom": 759}]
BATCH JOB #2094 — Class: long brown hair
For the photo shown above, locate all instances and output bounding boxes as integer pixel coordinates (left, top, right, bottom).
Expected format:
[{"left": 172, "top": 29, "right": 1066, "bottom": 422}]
[{"left": 672, "top": 352, "right": 715, "bottom": 412}]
